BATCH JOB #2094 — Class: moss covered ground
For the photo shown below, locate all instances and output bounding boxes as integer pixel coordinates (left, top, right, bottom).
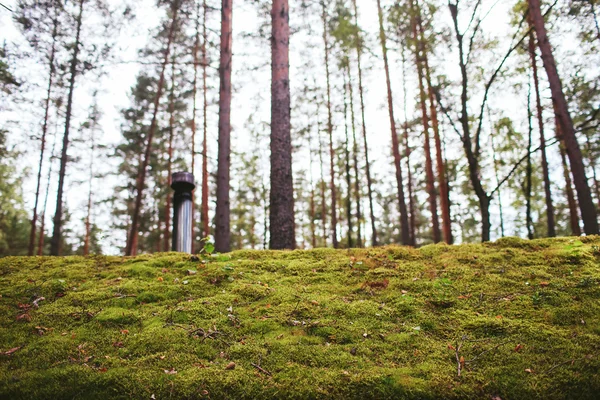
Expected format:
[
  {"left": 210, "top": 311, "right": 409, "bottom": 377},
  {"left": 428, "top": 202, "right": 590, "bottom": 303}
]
[{"left": 1, "top": 237, "right": 600, "bottom": 399}]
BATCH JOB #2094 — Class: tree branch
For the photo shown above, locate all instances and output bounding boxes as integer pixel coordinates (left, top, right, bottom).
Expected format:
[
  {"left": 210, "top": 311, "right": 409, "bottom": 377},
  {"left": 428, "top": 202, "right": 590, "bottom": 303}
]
[{"left": 490, "top": 138, "right": 559, "bottom": 198}]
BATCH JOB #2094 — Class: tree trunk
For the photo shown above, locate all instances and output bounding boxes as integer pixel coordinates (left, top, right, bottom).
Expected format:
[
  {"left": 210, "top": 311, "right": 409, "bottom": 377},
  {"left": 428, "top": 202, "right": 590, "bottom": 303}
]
[
  {"left": 308, "top": 113, "right": 317, "bottom": 248},
  {"left": 201, "top": 0, "right": 210, "bottom": 240},
  {"left": 270, "top": 0, "right": 295, "bottom": 250},
  {"left": 411, "top": 6, "right": 440, "bottom": 244},
  {"left": 585, "top": 137, "right": 600, "bottom": 211},
  {"left": 30, "top": 9, "right": 59, "bottom": 256},
  {"left": 377, "top": 0, "right": 410, "bottom": 245},
  {"left": 346, "top": 63, "right": 362, "bottom": 248},
  {"left": 164, "top": 57, "right": 176, "bottom": 252},
  {"left": 125, "top": 1, "right": 179, "bottom": 256},
  {"left": 83, "top": 101, "right": 98, "bottom": 256},
  {"left": 528, "top": 0, "right": 599, "bottom": 234},
  {"left": 529, "top": 27, "right": 555, "bottom": 237},
  {"left": 38, "top": 113, "right": 60, "bottom": 255},
  {"left": 216, "top": 0, "right": 233, "bottom": 252},
  {"left": 50, "top": 0, "right": 84, "bottom": 256},
  {"left": 342, "top": 69, "right": 353, "bottom": 248},
  {"left": 316, "top": 93, "right": 327, "bottom": 246},
  {"left": 526, "top": 81, "right": 534, "bottom": 240},
  {"left": 557, "top": 121, "right": 582, "bottom": 236},
  {"left": 322, "top": 3, "right": 338, "bottom": 248},
  {"left": 351, "top": 0, "right": 377, "bottom": 247},
  {"left": 400, "top": 46, "right": 417, "bottom": 246},
  {"left": 591, "top": 0, "right": 600, "bottom": 43},
  {"left": 191, "top": 0, "right": 200, "bottom": 250},
  {"left": 488, "top": 108, "right": 506, "bottom": 237},
  {"left": 416, "top": 8, "right": 451, "bottom": 244},
  {"left": 448, "top": 2, "right": 491, "bottom": 242}
]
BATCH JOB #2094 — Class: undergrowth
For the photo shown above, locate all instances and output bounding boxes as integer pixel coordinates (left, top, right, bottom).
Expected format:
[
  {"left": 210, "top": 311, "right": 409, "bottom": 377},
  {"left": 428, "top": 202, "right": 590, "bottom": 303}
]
[{"left": 0, "top": 236, "right": 599, "bottom": 399}]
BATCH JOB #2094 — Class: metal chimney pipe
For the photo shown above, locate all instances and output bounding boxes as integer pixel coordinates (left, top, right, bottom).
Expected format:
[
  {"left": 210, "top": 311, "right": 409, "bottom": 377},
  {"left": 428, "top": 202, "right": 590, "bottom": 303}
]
[{"left": 171, "top": 172, "right": 195, "bottom": 253}]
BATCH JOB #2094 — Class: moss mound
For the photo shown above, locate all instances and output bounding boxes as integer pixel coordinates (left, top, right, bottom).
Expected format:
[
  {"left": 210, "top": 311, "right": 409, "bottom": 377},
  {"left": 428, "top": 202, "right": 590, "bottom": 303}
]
[{"left": 1, "top": 237, "right": 599, "bottom": 399}]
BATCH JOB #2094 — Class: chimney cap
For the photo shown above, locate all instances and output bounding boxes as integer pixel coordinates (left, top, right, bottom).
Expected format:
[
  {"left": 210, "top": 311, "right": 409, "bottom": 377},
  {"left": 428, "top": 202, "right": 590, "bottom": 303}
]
[{"left": 171, "top": 172, "right": 195, "bottom": 192}]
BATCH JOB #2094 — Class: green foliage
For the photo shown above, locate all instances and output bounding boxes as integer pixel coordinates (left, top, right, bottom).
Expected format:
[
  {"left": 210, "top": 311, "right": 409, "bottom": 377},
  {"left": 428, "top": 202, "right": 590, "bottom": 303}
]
[{"left": 1, "top": 237, "right": 600, "bottom": 398}]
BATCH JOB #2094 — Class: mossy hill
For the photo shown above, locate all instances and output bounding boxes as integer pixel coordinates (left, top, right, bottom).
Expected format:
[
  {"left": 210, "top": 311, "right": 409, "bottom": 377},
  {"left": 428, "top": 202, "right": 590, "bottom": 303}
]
[{"left": 1, "top": 237, "right": 600, "bottom": 399}]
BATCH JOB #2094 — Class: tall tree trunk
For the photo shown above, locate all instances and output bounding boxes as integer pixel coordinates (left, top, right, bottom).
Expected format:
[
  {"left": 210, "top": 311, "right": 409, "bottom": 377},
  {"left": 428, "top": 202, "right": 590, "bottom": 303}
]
[
  {"left": 322, "top": 3, "right": 338, "bottom": 248},
  {"left": 125, "top": 1, "right": 179, "bottom": 256},
  {"left": 351, "top": 0, "right": 377, "bottom": 246},
  {"left": 488, "top": 108, "right": 506, "bottom": 237},
  {"left": 50, "top": 0, "right": 84, "bottom": 256},
  {"left": 38, "top": 113, "right": 60, "bottom": 255},
  {"left": 346, "top": 63, "right": 362, "bottom": 248},
  {"left": 83, "top": 101, "right": 98, "bottom": 256},
  {"left": 448, "top": 2, "right": 491, "bottom": 242},
  {"left": 201, "top": 0, "right": 210, "bottom": 240},
  {"left": 30, "top": 9, "right": 59, "bottom": 256},
  {"left": 342, "top": 68, "right": 354, "bottom": 248},
  {"left": 411, "top": 6, "right": 440, "bottom": 244},
  {"left": 400, "top": 45, "right": 417, "bottom": 246},
  {"left": 526, "top": 81, "right": 534, "bottom": 240},
  {"left": 216, "top": 0, "right": 233, "bottom": 252},
  {"left": 164, "top": 57, "right": 176, "bottom": 252},
  {"left": 557, "top": 122, "right": 582, "bottom": 236},
  {"left": 416, "top": 8, "right": 451, "bottom": 244},
  {"left": 529, "top": 26, "right": 555, "bottom": 237},
  {"left": 316, "top": 94, "right": 327, "bottom": 246},
  {"left": 377, "top": 0, "right": 410, "bottom": 245},
  {"left": 528, "top": 0, "right": 599, "bottom": 234},
  {"left": 191, "top": 0, "right": 200, "bottom": 250},
  {"left": 308, "top": 117, "right": 317, "bottom": 248},
  {"left": 585, "top": 137, "right": 600, "bottom": 210},
  {"left": 270, "top": 0, "right": 295, "bottom": 250}
]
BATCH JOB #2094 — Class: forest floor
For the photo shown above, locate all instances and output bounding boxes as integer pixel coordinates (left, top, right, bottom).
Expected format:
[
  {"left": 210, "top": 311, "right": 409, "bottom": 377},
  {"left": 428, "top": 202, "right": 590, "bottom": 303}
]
[{"left": 1, "top": 237, "right": 599, "bottom": 399}]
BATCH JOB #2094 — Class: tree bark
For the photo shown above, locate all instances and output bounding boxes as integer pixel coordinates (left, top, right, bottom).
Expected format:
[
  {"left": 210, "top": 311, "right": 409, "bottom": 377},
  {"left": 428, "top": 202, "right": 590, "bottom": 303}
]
[
  {"left": 50, "top": 0, "right": 84, "bottom": 256},
  {"left": 347, "top": 63, "right": 362, "bottom": 248},
  {"left": 529, "top": 28, "right": 555, "bottom": 237},
  {"left": 488, "top": 108, "right": 505, "bottom": 237},
  {"left": 164, "top": 56, "right": 176, "bottom": 252},
  {"left": 322, "top": 3, "right": 338, "bottom": 248},
  {"left": 125, "top": 1, "right": 179, "bottom": 256},
  {"left": 448, "top": 2, "right": 491, "bottom": 242},
  {"left": 557, "top": 122, "right": 582, "bottom": 236},
  {"left": 411, "top": 5, "right": 440, "bottom": 244},
  {"left": 528, "top": 0, "right": 599, "bottom": 234},
  {"left": 400, "top": 46, "right": 417, "bottom": 246},
  {"left": 83, "top": 101, "right": 98, "bottom": 256},
  {"left": 215, "top": 0, "right": 233, "bottom": 252},
  {"left": 38, "top": 112, "right": 60, "bottom": 255},
  {"left": 351, "top": 0, "right": 377, "bottom": 247},
  {"left": 377, "top": 0, "right": 410, "bottom": 245},
  {"left": 526, "top": 81, "right": 534, "bottom": 240},
  {"left": 30, "top": 8, "right": 59, "bottom": 256},
  {"left": 342, "top": 68, "right": 354, "bottom": 248},
  {"left": 416, "top": 7, "right": 451, "bottom": 244},
  {"left": 270, "top": 0, "right": 295, "bottom": 250},
  {"left": 191, "top": 0, "right": 200, "bottom": 250},
  {"left": 201, "top": 0, "right": 210, "bottom": 241}
]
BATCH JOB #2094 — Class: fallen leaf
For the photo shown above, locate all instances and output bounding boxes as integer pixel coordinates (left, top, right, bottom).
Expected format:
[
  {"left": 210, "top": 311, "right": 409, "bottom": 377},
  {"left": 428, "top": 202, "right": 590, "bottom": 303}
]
[
  {"left": 448, "top": 343, "right": 456, "bottom": 351},
  {"left": 460, "top": 356, "right": 465, "bottom": 369},
  {"left": 187, "top": 270, "right": 197, "bottom": 275},
  {"left": 310, "top": 300, "right": 319, "bottom": 306},
  {"left": 495, "top": 315, "right": 503, "bottom": 319},
  {"left": 225, "top": 362, "right": 236, "bottom": 370},
  {"left": 525, "top": 368, "right": 533, "bottom": 373},
  {"left": 98, "top": 368, "right": 108, "bottom": 373},
  {"left": 401, "top": 290, "right": 408, "bottom": 295},
  {"left": 159, "top": 355, "right": 166, "bottom": 360},
  {"left": 157, "top": 277, "right": 164, "bottom": 282},
  {"left": 514, "top": 344, "right": 523, "bottom": 352},
  {"left": 540, "top": 282, "right": 550, "bottom": 287},
  {"left": 161, "top": 268, "right": 168, "bottom": 273},
  {"left": 32, "top": 297, "right": 45, "bottom": 307},
  {"left": 4, "top": 346, "right": 21, "bottom": 356},
  {"left": 16, "top": 313, "right": 31, "bottom": 322},
  {"left": 112, "top": 341, "right": 124, "bottom": 348},
  {"left": 121, "top": 329, "right": 129, "bottom": 335},
  {"left": 164, "top": 368, "right": 177, "bottom": 374}
]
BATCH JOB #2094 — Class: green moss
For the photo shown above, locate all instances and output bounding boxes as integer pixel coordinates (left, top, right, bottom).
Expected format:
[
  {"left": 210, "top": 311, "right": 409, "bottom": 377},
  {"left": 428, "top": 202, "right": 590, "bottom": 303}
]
[{"left": 1, "top": 237, "right": 600, "bottom": 399}]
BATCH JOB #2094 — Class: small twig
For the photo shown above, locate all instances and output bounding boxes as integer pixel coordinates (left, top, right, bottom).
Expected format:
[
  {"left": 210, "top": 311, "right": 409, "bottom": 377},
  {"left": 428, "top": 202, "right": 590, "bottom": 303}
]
[
  {"left": 467, "top": 340, "right": 509, "bottom": 364},
  {"left": 251, "top": 362, "right": 272, "bottom": 376},
  {"left": 455, "top": 336, "right": 466, "bottom": 377},
  {"left": 540, "top": 355, "right": 593, "bottom": 375}
]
